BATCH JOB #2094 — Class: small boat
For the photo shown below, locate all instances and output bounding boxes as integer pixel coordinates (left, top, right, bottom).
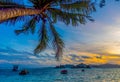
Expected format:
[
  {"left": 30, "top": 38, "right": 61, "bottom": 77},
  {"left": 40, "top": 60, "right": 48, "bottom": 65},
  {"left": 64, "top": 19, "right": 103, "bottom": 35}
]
[
  {"left": 61, "top": 70, "right": 68, "bottom": 74},
  {"left": 12, "top": 65, "right": 18, "bottom": 71},
  {"left": 81, "top": 69, "right": 85, "bottom": 72},
  {"left": 19, "top": 69, "right": 29, "bottom": 75}
]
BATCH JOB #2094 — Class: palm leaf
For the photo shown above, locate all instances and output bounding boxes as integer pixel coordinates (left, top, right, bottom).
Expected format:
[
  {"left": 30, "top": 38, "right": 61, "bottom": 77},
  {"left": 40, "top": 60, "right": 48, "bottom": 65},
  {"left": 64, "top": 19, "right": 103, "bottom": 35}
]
[
  {"left": 15, "top": 16, "right": 37, "bottom": 35},
  {"left": 60, "top": 0, "right": 96, "bottom": 13},
  {"left": 34, "top": 21, "right": 49, "bottom": 54},
  {"left": 48, "top": 8, "right": 94, "bottom": 25},
  {"left": 0, "top": 15, "right": 28, "bottom": 25},
  {"left": 0, "top": 0, "right": 25, "bottom": 8},
  {"left": 1, "top": 0, "right": 112, "bottom": 61},
  {"left": 99, "top": 0, "right": 105, "bottom": 8},
  {"left": 29, "top": 0, "right": 53, "bottom": 9},
  {"left": 49, "top": 23, "right": 64, "bottom": 61}
]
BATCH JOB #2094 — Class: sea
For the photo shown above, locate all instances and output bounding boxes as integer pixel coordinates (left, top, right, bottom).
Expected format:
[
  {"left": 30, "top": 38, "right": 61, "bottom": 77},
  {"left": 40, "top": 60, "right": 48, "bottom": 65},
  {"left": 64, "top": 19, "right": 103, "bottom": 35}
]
[{"left": 0, "top": 68, "right": 120, "bottom": 82}]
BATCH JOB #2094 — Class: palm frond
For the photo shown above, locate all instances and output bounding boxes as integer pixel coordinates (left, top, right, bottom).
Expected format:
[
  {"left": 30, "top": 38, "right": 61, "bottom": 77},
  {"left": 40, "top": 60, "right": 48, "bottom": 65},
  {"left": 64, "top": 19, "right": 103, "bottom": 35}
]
[
  {"left": 49, "top": 23, "right": 64, "bottom": 61},
  {"left": 60, "top": 0, "right": 96, "bottom": 13},
  {"left": 34, "top": 21, "right": 48, "bottom": 54},
  {"left": 99, "top": 0, "right": 105, "bottom": 8},
  {"left": 1, "top": 0, "right": 113, "bottom": 61},
  {"left": 0, "top": 0, "right": 25, "bottom": 8},
  {"left": 48, "top": 8, "right": 94, "bottom": 26},
  {"left": 98, "top": 0, "right": 119, "bottom": 8},
  {"left": 0, "top": 16, "right": 28, "bottom": 25},
  {"left": 29, "top": 0, "right": 53, "bottom": 9},
  {"left": 57, "top": 0, "right": 73, "bottom": 4},
  {"left": 15, "top": 16, "right": 37, "bottom": 35}
]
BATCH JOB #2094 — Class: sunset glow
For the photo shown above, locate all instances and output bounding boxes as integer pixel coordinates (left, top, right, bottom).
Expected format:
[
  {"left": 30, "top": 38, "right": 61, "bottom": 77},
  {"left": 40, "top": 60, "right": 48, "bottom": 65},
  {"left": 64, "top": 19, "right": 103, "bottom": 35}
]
[{"left": 0, "top": 0, "right": 120, "bottom": 68}]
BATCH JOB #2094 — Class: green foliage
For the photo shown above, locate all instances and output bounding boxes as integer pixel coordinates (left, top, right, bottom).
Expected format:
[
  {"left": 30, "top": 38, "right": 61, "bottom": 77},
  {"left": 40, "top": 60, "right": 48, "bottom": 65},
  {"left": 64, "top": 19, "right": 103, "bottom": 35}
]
[
  {"left": 60, "top": 1, "right": 96, "bottom": 12},
  {"left": 48, "top": 8, "right": 94, "bottom": 26},
  {"left": 29, "top": 0, "right": 53, "bottom": 9},
  {"left": 2, "top": 0, "right": 118, "bottom": 60},
  {"left": 49, "top": 23, "right": 64, "bottom": 61},
  {"left": 34, "top": 21, "right": 48, "bottom": 54},
  {"left": 0, "top": 0, "right": 96, "bottom": 60},
  {"left": 0, "top": 0, "right": 25, "bottom": 8},
  {"left": 15, "top": 17, "right": 37, "bottom": 35},
  {"left": 99, "top": 0, "right": 119, "bottom": 8}
]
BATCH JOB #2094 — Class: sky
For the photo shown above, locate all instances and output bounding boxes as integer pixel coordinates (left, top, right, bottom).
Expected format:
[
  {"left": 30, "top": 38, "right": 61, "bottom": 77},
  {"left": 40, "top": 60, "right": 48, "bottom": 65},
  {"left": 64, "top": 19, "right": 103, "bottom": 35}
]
[{"left": 0, "top": 0, "right": 120, "bottom": 68}]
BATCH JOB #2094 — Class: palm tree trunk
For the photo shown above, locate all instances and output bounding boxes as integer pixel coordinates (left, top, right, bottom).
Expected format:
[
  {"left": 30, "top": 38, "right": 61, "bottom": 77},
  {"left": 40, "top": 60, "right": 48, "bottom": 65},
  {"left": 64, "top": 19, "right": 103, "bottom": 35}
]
[{"left": 0, "top": 8, "right": 41, "bottom": 22}]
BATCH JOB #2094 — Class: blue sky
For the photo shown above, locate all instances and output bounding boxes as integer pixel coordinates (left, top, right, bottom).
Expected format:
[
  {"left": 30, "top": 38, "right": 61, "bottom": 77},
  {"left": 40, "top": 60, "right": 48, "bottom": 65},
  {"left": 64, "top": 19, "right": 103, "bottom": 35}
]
[{"left": 0, "top": 0, "right": 120, "bottom": 68}]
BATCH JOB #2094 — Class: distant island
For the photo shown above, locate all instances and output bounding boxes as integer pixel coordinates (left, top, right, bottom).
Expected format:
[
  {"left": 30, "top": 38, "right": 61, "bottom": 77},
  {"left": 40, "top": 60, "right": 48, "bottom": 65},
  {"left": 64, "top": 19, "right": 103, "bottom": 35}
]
[
  {"left": 55, "top": 63, "right": 91, "bottom": 68},
  {"left": 55, "top": 63, "right": 120, "bottom": 68}
]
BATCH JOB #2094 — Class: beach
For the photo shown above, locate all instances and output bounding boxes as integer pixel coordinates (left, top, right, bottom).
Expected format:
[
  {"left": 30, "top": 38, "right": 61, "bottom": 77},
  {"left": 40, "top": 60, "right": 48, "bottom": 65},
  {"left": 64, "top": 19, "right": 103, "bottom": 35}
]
[{"left": 0, "top": 68, "right": 120, "bottom": 82}]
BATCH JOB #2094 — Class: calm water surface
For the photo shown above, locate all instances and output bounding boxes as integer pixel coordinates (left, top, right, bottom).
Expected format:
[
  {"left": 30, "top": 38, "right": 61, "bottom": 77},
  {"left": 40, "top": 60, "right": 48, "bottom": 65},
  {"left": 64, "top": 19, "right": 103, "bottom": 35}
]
[{"left": 0, "top": 68, "right": 120, "bottom": 82}]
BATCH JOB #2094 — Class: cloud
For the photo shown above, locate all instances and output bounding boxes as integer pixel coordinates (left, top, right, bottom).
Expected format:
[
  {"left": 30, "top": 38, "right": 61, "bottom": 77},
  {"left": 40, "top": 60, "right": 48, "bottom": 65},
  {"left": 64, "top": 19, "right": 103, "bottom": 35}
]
[
  {"left": 62, "top": 54, "right": 86, "bottom": 64},
  {"left": 0, "top": 47, "right": 56, "bottom": 67},
  {"left": 0, "top": 47, "right": 33, "bottom": 56},
  {"left": 96, "top": 56, "right": 102, "bottom": 59},
  {"left": 0, "top": 46, "right": 68, "bottom": 68},
  {"left": 81, "top": 56, "right": 92, "bottom": 59}
]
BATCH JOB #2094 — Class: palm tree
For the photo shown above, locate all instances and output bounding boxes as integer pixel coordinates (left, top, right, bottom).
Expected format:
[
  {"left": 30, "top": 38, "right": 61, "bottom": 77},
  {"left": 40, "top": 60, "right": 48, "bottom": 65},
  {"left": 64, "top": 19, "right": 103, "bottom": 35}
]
[{"left": 0, "top": 0, "right": 96, "bottom": 60}]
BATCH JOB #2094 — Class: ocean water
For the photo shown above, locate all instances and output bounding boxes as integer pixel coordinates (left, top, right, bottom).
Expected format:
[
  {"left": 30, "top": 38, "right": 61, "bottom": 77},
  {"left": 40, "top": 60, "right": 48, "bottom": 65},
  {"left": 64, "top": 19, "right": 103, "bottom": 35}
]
[{"left": 0, "top": 68, "right": 120, "bottom": 82}]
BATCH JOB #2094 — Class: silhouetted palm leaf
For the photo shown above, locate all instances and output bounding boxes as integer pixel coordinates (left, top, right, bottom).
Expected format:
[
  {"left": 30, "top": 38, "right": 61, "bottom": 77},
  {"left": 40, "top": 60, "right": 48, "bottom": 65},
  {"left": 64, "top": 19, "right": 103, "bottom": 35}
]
[
  {"left": 0, "top": 0, "right": 25, "bottom": 8},
  {"left": 49, "top": 23, "right": 64, "bottom": 61},
  {"left": 34, "top": 20, "right": 48, "bottom": 54},
  {"left": 15, "top": 16, "right": 37, "bottom": 35},
  {"left": 1, "top": 0, "right": 115, "bottom": 60}
]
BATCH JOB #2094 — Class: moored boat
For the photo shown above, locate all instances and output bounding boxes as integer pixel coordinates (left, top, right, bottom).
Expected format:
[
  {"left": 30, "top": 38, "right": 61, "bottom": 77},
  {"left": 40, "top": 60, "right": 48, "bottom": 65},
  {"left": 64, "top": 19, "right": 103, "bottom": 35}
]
[
  {"left": 19, "top": 69, "right": 29, "bottom": 75},
  {"left": 61, "top": 70, "right": 68, "bottom": 74}
]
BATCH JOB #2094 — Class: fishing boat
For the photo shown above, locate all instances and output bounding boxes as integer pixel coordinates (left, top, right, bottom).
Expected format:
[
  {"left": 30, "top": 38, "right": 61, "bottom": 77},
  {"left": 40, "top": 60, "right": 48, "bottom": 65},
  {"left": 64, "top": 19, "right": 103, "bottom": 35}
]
[
  {"left": 19, "top": 69, "right": 29, "bottom": 75},
  {"left": 81, "top": 69, "right": 85, "bottom": 72},
  {"left": 61, "top": 70, "right": 68, "bottom": 74}
]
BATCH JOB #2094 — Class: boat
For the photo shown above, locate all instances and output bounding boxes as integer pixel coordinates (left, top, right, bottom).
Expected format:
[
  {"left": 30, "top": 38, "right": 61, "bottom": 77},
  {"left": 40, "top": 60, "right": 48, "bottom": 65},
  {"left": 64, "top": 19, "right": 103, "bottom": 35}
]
[
  {"left": 81, "top": 69, "right": 85, "bottom": 72},
  {"left": 19, "top": 69, "right": 29, "bottom": 75},
  {"left": 61, "top": 70, "right": 68, "bottom": 74},
  {"left": 12, "top": 65, "right": 18, "bottom": 71}
]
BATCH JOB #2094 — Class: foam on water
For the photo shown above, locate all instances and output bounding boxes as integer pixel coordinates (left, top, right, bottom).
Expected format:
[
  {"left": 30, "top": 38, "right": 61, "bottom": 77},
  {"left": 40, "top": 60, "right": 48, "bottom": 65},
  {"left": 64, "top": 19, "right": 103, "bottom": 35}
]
[{"left": 0, "top": 68, "right": 120, "bottom": 82}]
